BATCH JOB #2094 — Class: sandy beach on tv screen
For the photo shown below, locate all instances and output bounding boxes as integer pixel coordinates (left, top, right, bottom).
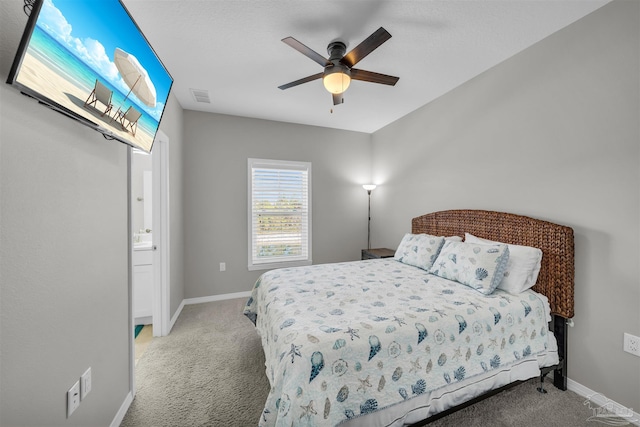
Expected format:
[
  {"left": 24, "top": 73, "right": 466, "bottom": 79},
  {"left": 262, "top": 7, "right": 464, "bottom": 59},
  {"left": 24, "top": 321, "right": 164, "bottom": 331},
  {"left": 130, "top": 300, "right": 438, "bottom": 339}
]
[{"left": 16, "top": 51, "right": 155, "bottom": 152}]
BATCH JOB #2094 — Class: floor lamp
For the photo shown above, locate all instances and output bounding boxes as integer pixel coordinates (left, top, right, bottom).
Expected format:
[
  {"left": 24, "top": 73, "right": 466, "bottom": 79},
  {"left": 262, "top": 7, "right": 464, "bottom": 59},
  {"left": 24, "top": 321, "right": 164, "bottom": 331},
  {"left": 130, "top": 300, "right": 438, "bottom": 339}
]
[{"left": 363, "top": 185, "right": 376, "bottom": 249}]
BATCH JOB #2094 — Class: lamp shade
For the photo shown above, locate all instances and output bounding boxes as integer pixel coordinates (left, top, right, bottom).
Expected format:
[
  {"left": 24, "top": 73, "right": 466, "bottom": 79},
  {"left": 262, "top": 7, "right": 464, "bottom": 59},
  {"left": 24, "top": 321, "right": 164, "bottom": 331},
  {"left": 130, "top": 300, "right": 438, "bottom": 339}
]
[
  {"left": 362, "top": 184, "right": 377, "bottom": 192},
  {"left": 323, "top": 66, "right": 351, "bottom": 94}
]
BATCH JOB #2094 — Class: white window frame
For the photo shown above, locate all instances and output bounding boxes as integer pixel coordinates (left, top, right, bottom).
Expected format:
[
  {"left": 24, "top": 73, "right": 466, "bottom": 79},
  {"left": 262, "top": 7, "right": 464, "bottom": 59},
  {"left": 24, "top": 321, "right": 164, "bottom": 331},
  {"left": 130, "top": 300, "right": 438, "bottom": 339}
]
[{"left": 248, "top": 158, "right": 312, "bottom": 271}]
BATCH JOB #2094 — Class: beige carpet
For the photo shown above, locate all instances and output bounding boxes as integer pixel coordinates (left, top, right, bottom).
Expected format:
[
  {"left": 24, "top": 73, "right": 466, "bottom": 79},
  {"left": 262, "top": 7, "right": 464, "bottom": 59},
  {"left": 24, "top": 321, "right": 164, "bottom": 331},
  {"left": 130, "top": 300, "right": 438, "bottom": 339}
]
[{"left": 120, "top": 298, "right": 618, "bottom": 427}]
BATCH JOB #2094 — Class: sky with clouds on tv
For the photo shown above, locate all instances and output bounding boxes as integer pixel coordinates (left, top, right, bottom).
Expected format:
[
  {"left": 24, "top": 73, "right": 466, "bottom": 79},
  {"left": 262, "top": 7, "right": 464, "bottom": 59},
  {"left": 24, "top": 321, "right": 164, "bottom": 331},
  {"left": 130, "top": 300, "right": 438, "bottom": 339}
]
[{"left": 36, "top": 0, "right": 172, "bottom": 121}]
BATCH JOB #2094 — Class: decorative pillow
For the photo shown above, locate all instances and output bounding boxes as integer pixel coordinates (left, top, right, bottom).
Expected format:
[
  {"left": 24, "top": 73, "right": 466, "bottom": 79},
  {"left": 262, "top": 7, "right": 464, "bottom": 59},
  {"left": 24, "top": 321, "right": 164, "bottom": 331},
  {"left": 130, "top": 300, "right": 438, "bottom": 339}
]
[
  {"left": 465, "top": 233, "right": 543, "bottom": 294},
  {"left": 445, "top": 235, "right": 463, "bottom": 242},
  {"left": 429, "top": 240, "right": 510, "bottom": 295},
  {"left": 394, "top": 233, "right": 445, "bottom": 271}
]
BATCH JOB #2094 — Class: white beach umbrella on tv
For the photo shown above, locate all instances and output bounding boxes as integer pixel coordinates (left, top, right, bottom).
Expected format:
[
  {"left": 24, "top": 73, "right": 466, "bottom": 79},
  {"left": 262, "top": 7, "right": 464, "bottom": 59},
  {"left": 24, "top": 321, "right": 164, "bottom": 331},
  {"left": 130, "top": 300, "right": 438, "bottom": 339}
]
[{"left": 114, "top": 47, "right": 156, "bottom": 108}]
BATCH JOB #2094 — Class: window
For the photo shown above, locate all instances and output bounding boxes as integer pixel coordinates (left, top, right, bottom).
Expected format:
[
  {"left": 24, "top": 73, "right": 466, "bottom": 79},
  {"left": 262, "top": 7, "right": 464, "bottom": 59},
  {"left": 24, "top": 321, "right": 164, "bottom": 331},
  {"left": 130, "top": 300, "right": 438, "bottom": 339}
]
[{"left": 248, "top": 158, "right": 312, "bottom": 270}]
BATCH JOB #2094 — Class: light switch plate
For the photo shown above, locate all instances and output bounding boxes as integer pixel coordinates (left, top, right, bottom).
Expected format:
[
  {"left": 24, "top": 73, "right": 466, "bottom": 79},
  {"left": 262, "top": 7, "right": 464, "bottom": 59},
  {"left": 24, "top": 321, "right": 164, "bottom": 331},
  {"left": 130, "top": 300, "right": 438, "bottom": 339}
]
[
  {"left": 67, "top": 381, "right": 80, "bottom": 417},
  {"left": 81, "top": 367, "right": 92, "bottom": 400}
]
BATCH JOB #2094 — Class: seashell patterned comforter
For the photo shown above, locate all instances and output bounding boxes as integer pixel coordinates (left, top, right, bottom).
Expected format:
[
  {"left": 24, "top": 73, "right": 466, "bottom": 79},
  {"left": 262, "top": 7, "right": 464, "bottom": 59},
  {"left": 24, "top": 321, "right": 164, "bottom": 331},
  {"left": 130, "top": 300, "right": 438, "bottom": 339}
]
[{"left": 244, "top": 259, "right": 551, "bottom": 426}]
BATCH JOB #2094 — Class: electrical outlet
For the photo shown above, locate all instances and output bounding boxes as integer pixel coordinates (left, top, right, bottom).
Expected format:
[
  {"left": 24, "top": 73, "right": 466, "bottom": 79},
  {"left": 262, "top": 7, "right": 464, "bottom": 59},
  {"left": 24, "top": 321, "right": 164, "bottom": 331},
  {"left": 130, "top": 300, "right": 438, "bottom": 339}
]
[
  {"left": 67, "top": 381, "right": 80, "bottom": 417},
  {"left": 81, "top": 367, "right": 92, "bottom": 400},
  {"left": 623, "top": 333, "right": 640, "bottom": 357},
  {"left": 220, "top": 262, "right": 226, "bottom": 272}
]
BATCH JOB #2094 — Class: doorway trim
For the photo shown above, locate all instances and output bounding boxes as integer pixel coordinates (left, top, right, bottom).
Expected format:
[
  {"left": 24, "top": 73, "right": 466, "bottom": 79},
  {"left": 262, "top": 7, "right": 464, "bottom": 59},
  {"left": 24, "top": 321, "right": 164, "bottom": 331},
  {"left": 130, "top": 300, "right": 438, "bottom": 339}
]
[{"left": 152, "top": 129, "right": 170, "bottom": 337}]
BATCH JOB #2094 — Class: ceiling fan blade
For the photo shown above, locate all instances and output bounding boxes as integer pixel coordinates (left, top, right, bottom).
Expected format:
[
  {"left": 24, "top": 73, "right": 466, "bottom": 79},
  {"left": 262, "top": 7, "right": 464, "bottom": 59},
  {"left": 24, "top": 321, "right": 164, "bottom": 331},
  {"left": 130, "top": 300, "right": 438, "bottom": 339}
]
[
  {"left": 278, "top": 73, "right": 323, "bottom": 90},
  {"left": 350, "top": 69, "right": 399, "bottom": 86},
  {"left": 332, "top": 93, "right": 344, "bottom": 105},
  {"left": 282, "top": 37, "right": 329, "bottom": 67},
  {"left": 340, "top": 27, "right": 391, "bottom": 68}
]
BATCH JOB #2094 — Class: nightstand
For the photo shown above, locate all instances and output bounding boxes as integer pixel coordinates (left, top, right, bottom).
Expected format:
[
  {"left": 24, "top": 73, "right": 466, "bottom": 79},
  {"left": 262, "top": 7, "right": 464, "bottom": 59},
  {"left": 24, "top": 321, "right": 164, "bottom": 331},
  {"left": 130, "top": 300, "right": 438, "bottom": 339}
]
[{"left": 361, "top": 248, "right": 395, "bottom": 260}]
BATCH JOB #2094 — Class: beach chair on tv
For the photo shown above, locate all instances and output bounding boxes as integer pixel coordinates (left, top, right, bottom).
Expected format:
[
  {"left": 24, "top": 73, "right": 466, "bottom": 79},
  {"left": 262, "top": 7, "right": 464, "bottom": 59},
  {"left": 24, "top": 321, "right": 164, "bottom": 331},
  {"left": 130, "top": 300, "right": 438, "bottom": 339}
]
[
  {"left": 84, "top": 80, "right": 113, "bottom": 117},
  {"left": 116, "top": 106, "right": 142, "bottom": 137}
]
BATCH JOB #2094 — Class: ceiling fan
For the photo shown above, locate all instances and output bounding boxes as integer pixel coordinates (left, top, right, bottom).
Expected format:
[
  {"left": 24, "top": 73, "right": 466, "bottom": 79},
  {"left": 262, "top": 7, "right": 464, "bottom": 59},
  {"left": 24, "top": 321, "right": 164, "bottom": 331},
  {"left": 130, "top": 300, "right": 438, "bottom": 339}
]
[{"left": 278, "top": 27, "right": 399, "bottom": 106}]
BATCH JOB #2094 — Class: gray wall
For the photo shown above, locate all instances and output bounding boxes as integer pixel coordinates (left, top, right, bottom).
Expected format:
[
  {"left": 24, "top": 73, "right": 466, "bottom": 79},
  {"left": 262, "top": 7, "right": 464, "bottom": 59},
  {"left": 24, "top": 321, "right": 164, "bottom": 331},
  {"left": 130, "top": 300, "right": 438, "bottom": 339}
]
[
  {"left": 0, "top": 1, "right": 185, "bottom": 424},
  {"left": 1, "top": 0, "right": 636, "bottom": 423},
  {"left": 0, "top": 91, "right": 129, "bottom": 427},
  {"left": 0, "top": 2, "right": 130, "bottom": 425},
  {"left": 183, "top": 112, "right": 372, "bottom": 298},
  {"left": 371, "top": 0, "right": 639, "bottom": 410}
]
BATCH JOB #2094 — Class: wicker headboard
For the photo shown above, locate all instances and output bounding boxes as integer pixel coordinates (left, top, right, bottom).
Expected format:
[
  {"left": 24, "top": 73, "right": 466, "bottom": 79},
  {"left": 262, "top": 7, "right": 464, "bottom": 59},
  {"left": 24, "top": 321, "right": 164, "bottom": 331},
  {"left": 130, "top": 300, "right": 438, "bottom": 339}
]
[{"left": 412, "top": 210, "right": 575, "bottom": 319}]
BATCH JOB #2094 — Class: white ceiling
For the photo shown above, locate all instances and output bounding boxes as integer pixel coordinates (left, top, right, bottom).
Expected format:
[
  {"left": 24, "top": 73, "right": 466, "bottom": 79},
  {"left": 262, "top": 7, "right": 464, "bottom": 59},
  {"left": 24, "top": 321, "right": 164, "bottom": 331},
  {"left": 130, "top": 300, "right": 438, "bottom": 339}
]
[{"left": 123, "top": 0, "right": 610, "bottom": 134}]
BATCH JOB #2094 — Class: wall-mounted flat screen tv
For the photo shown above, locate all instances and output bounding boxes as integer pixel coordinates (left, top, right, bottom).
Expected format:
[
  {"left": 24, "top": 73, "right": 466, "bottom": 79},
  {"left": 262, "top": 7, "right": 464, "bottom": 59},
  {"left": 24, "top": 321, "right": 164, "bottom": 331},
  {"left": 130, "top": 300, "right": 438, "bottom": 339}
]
[{"left": 6, "top": 0, "right": 173, "bottom": 153}]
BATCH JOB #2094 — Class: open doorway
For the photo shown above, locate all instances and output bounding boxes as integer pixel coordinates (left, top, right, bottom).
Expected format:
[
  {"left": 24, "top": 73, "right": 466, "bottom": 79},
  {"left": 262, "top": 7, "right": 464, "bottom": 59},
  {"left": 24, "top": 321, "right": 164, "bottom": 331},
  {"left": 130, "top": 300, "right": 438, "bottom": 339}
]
[
  {"left": 131, "top": 130, "right": 170, "bottom": 334},
  {"left": 129, "top": 129, "right": 170, "bottom": 394},
  {"left": 131, "top": 147, "right": 153, "bottom": 330}
]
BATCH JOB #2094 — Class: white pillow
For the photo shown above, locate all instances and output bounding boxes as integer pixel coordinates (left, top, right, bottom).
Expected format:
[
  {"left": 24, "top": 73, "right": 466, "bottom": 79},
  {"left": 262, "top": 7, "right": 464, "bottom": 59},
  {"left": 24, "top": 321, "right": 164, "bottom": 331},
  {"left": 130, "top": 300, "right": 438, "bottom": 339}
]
[
  {"left": 394, "top": 233, "right": 445, "bottom": 271},
  {"left": 465, "top": 233, "right": 543, "bottom": 294}
]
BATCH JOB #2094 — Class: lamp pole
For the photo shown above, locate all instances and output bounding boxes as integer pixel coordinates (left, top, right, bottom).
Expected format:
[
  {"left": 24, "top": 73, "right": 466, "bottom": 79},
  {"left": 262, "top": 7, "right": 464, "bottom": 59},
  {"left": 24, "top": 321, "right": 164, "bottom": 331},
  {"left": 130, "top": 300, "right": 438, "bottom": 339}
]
[
  {"left": 367, "top": 190, "right": 372, "bottom": 249},
  {"left": 362, "top": 185, "right": 376, "bottom": 250}
]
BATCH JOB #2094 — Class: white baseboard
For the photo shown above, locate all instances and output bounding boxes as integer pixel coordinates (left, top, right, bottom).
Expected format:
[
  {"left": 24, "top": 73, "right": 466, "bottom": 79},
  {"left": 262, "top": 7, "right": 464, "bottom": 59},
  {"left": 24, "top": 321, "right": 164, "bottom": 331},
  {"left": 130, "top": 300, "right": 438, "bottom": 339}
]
[
  {"left": 183, "top": 291, "right": 252, "bottom": 306},
  {"left": 110, "top": 391, "right": 133, "bottom": 427},
  {"left": 168, "top": 299, "right": 185, "bottom": 332},
  {"left": 164, "top": 292, "right": 251, "bottom": 334},
  {"left": 568, "top": 378, "right": 639, "bottom": 426}
]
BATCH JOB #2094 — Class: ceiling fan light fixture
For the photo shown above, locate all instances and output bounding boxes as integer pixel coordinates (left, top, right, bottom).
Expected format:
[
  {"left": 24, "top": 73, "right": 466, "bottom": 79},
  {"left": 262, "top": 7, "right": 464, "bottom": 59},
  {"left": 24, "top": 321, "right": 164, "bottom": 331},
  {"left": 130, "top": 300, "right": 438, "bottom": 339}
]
[
  {"left": 323, "top": 66, "right": 351, "bottom": 94},
  {"left": 279, "top": 28, "right": 398, "bottom": 104}
]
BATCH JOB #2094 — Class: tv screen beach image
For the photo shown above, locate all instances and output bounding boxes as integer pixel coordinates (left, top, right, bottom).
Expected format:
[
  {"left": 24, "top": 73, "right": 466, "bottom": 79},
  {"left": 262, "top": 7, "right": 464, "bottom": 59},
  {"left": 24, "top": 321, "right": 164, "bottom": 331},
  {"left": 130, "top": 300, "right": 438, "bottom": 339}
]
[{"left": 14, "top": 0, "right": 172, "bottom": 152}]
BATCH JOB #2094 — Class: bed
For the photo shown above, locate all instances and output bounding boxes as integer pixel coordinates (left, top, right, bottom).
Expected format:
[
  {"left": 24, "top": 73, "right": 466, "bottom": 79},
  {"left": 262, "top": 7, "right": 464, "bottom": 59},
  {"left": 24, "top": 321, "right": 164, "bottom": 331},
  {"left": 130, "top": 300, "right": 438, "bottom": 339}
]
[{"left": 244, "top": 210, "right": 574, "bottom": 426}]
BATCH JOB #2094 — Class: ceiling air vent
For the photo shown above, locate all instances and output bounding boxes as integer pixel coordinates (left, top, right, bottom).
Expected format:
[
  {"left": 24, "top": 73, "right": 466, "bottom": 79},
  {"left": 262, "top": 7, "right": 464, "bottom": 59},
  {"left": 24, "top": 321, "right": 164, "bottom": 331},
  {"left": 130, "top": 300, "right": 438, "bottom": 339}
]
[{"left": 190, "top": 88, "right": 211, "bottom": 104}]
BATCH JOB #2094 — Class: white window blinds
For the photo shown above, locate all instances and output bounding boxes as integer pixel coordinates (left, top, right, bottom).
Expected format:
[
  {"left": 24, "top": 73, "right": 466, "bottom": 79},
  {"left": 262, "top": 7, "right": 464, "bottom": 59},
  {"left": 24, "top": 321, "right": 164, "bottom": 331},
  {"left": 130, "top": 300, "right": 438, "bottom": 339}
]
[{"left": 248, "top": 159, "right": 312, "bottom": 270}]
